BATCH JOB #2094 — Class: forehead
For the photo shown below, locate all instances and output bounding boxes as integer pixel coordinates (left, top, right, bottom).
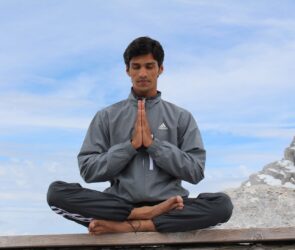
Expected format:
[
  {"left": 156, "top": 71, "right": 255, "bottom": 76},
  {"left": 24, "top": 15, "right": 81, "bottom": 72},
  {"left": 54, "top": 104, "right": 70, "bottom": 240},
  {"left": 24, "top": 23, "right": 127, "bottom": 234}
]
[{"left": 129, "top": 53, "right": 157, "bottom": 64}]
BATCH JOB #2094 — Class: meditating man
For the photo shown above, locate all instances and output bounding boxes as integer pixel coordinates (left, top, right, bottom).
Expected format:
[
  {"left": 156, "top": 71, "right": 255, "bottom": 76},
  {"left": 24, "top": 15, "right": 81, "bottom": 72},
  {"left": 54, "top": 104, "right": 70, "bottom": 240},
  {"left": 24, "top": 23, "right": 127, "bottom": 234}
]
[{"left": 47, "top": 36, "right": 233, "bottom": 234}]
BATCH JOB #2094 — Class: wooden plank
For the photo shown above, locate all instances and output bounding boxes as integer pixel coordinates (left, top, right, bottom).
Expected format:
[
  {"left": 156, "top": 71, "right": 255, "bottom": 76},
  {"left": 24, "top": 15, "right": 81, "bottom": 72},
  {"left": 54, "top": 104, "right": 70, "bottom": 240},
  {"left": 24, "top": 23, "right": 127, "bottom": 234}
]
[
  {"left": 0, "top": 227, "right": 295, "bottom": 249},
  {"left": 181, "top": 245, "right": 295, "bottom": 250}
]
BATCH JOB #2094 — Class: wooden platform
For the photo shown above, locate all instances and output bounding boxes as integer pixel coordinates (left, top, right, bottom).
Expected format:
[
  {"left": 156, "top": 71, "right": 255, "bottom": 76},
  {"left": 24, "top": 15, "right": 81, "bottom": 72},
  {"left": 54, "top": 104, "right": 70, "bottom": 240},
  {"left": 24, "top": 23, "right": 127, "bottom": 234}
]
[{"left": 1, "top": 227, "right": 295, "bottom": 249}]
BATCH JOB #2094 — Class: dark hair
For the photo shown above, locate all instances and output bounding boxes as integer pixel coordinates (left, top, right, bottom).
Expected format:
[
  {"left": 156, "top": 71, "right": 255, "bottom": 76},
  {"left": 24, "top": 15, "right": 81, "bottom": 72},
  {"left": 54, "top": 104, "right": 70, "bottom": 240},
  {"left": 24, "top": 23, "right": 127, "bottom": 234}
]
[{"left": 123, "top": 36, "right": 164, "bottom": 69}]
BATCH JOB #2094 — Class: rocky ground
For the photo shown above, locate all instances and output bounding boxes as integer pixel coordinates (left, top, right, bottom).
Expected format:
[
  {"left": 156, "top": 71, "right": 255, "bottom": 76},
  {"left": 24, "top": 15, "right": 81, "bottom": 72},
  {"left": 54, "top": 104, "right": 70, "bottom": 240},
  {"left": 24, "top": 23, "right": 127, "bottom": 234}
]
[
  {"left": 218, "top": 185, "right": 295, "bottom": 228},
  {"left": 216, "top": 137, "right": 295, "bottom": 229}
]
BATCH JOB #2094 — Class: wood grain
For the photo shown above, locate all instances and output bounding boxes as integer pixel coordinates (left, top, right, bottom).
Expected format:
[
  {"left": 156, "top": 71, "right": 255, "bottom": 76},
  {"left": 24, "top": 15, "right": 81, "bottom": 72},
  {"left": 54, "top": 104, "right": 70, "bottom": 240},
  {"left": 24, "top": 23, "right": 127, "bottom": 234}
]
[{"left": 0, "top": 227, "right": 295, "bottom": 249}]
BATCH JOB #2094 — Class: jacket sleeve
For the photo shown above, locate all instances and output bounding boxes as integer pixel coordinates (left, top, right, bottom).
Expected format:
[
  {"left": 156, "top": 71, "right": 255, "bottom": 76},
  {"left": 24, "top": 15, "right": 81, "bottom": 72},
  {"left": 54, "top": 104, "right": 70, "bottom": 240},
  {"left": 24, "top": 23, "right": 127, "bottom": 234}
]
[
  {"left": 77, "top": 111, "right": 138, "bottom": 183},
  {"left": 146, "top": 111, "right": 206, "bottom": 184}
]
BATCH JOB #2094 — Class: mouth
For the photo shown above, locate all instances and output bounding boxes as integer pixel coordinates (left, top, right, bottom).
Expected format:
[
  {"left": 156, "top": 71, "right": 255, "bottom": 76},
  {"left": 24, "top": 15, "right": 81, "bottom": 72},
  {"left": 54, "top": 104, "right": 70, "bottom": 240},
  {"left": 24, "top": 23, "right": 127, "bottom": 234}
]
[
  {"left": 136, "top": 80, "right": 150, "bottom": 86},
  {"left": 137, "top": 79, "right": 149, "bottom": 83}
]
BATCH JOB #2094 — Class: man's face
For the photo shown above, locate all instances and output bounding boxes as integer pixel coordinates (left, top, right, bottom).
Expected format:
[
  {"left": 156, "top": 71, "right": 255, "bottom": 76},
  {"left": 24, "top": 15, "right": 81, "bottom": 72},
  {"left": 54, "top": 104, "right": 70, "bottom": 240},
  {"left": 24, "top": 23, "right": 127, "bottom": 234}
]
[{"left": 126, "top": 53, "right": 163, "bottom": 97}]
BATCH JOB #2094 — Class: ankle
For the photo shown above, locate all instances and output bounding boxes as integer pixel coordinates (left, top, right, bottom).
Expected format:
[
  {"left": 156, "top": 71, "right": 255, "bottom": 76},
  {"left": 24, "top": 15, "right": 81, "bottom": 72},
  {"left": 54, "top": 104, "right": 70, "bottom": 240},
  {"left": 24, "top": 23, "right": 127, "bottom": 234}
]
[{"left": 127, "top": 220, "right": 141, "bottom": 233}]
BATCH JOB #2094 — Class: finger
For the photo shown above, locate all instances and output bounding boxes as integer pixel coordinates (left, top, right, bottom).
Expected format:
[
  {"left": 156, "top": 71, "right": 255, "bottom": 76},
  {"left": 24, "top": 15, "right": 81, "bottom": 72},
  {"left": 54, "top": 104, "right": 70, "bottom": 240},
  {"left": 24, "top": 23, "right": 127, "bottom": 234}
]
[
  {"left": 137, "top": 106, "right": 141, "bottom": 124},
  {"left": 139, "top": 100, "right": 143, "bottom": 125},
  {"left": 136, "top": 100, "right": 142, "bottom": 125},
  {"left": 141, "top": 102, "right": 147, "bottom": 123},
  {"left": 137, "top": 100, "right": 142, "bottom": 115},
  {"left": 141, "top": 101, "right": 145, "bottom": 114},
  {"left": 139, "top": 100, "right": 144, "bottom": 111},
  {"left": 137, "top": 101, "right": 141, "bottom": 120},
  {"left": 91, "top": 229, "right": 102, "bottom": 235},
  {"left": 88, "top": 221, "right": 94, "bottom": 231},
  {"left": 142, "top": 107, "right": 150, "bottom": 132}
]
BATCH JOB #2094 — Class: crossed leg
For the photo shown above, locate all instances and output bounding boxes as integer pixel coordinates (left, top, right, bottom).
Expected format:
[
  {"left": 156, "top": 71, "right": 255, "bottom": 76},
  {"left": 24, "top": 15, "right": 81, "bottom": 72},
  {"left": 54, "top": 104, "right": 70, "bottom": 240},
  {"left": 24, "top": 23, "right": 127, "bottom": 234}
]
[
  {"left": 47, "top": 182, "right": 233, "bottom": 235},
  {"left": 88, "top": 195, "right": 184, "bottom": 234}
]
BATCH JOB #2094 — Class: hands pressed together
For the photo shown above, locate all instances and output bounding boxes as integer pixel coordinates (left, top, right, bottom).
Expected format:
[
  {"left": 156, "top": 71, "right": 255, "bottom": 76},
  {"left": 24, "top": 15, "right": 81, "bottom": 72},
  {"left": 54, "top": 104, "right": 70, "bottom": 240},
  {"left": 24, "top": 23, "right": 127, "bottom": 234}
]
[{"left": 131, "top": 100, "right": 153, "bottom": 149}]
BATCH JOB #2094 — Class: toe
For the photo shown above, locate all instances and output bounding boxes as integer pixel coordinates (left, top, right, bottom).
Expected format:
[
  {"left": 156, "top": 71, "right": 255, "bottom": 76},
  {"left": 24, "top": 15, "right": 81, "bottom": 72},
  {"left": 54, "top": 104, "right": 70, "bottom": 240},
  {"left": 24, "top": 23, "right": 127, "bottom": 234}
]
[{"left": 176, "top": 195, "right": 183, "bottom": 203}]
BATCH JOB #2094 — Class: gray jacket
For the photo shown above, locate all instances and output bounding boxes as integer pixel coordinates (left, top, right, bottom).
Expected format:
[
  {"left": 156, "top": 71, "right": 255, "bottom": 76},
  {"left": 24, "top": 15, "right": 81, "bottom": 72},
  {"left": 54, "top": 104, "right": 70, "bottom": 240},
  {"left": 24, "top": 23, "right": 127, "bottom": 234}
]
[{"left": 78, "top": 90, "right": 206, "bottom": 203}]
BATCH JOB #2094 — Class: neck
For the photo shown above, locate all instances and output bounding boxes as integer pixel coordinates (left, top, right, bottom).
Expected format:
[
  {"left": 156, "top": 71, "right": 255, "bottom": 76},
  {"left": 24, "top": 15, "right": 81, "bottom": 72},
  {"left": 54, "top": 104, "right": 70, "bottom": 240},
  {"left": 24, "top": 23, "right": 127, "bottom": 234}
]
[{"left": 132, "top": 89, "right": 157, "bottom": 98}]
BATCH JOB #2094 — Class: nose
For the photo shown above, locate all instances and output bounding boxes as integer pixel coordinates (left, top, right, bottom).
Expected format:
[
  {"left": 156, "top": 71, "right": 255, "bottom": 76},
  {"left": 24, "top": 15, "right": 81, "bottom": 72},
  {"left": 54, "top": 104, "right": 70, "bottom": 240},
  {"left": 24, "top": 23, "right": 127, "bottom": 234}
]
[{"left": 139, "top": 67, "right": 148, "bottom": 78}]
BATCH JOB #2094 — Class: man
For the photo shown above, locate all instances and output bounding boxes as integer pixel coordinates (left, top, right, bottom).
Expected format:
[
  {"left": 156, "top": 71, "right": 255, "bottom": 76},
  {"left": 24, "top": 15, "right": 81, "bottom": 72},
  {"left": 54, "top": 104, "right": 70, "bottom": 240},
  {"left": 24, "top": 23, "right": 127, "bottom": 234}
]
[{"left": 47, "top": 37, "right": 233, "bottom": 234}]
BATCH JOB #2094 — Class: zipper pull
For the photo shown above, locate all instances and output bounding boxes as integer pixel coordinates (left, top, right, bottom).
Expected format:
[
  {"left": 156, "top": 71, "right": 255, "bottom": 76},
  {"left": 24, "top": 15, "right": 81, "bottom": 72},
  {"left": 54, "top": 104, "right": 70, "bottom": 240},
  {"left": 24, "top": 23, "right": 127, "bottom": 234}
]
[{"left": 149, "top": 155, "right": 154, "bottom": 170}]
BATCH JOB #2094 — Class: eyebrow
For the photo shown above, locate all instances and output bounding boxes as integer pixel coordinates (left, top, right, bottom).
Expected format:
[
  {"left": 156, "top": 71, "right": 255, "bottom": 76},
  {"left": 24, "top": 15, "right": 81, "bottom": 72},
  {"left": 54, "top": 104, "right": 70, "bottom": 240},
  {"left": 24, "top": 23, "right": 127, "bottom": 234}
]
[
  {"left": 131, "top": 62, "right": 156, "bottom": 66},
  {"left": 146, "top": 62, "right": 156, "bottom": 65}
]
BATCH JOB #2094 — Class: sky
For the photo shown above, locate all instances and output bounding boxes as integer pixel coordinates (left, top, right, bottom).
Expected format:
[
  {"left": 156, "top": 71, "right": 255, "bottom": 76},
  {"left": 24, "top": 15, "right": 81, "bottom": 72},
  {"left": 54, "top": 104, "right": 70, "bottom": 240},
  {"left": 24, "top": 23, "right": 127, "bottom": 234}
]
[{"left": 0, "top": 0, "right": 295, "bottom": 235}]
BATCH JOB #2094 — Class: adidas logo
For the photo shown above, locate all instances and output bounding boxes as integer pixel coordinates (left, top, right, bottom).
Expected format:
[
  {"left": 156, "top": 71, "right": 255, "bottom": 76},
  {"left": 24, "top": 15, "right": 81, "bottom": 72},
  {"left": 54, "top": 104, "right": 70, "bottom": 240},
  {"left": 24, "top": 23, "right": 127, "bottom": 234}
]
[{"left": 158, "top": 122, "right": 168, "bottom": 130}]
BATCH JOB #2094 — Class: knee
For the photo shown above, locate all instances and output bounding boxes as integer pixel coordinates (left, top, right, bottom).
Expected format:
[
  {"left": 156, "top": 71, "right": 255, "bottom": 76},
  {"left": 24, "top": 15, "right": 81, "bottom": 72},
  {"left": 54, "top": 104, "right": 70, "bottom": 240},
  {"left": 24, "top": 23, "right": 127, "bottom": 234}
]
[
  {"left": 47, "top": 181, "right": 66, "bottom": 207},
  {"left": 216, "top": 192, "right": 233, "bottom": 223}
]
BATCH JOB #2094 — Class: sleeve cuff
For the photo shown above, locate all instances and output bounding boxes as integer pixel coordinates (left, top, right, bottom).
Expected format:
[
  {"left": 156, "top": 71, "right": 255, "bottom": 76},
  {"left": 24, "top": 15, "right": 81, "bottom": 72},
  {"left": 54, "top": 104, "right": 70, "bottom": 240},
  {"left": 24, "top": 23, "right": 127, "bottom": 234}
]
[
  {"left": 146, "top": 138, "right": 161, "bottom": 158},
  {"left": 124, "top": 140, "right": 138, "bottom": 156}
]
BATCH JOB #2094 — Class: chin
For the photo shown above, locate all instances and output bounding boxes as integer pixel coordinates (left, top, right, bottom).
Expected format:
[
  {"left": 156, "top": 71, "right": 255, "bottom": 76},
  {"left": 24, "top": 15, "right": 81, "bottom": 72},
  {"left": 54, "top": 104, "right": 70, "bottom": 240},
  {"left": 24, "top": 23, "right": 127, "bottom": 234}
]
[
  {"left": 134, "top": 89, "right": 149, "bottom": 97},
  {"left": 134, "top": 85, "right": 149, "bottom": 92}
]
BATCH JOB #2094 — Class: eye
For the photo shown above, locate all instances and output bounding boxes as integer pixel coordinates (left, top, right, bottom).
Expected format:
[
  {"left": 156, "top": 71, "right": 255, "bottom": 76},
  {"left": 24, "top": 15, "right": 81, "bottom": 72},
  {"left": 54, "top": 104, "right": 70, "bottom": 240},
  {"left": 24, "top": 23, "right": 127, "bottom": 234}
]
[
  {"left": 131, "top": 64, "right": 140, "bottom": 70},
  {"left": 146, "top": 64, "right": 155, "bottom": 69}
]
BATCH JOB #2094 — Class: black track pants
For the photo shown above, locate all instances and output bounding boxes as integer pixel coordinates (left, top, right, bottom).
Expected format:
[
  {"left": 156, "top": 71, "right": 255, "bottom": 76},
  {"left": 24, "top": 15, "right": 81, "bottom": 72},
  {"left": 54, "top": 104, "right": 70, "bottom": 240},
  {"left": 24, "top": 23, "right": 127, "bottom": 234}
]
[{"left": 47, "top": 181, "right": 233, "bottom": 232}]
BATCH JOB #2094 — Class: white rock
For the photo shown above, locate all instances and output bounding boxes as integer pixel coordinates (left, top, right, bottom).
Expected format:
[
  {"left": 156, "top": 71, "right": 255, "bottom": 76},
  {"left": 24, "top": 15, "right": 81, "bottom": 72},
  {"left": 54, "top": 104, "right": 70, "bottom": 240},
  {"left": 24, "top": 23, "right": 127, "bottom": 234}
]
[
  {"left": 218, "top": 137, "right": 295, "bottom": 229},
  {"left": 218, "top": 185, "right": 295, "bottom": 228}
]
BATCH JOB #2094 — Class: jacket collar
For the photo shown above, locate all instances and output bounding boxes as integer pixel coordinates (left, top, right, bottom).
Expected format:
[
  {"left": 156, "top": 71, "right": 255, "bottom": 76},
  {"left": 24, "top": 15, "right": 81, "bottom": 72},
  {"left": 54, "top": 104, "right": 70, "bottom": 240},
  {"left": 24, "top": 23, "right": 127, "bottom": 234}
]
[{"left": 128, "top": 88, "right": 161, "bottom": 107}]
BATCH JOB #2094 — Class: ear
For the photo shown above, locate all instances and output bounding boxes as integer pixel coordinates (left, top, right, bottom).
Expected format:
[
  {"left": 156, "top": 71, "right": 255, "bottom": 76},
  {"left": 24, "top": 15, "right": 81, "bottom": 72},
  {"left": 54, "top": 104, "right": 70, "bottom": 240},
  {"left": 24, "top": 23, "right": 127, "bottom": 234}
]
[
  {"left": 158, "top": 65, "right": 164, "bottom": 76},
  {"left": 126, "top": 66, "right": 131, "bottom": 77}
]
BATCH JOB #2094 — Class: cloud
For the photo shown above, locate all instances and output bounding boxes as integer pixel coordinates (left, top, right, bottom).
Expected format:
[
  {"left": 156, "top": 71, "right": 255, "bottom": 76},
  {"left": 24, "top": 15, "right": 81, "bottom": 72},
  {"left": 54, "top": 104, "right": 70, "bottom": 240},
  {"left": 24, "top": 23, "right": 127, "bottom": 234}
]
[
  {"left": 160, "top": 36, "right": 295, "bottom": 140},
  {"left": 0, "top": 167, "right": 5, "bottom": 177},
  {"left": 163, "top": 39, "right": 295, "bottom": 107},
  {"left": 202, "top": 123, "right": 295, "bottom": 140},
  {"left": 0, "top": 192, "right": 44, "bottom": 202},
  {"left": 2, "top": 0, "right": 292, "bottom": 88},
  {"left": 0, "top": 71, "right": 131, "bottom": 131},
  {"left": 0, "top": 156, "right": 75, "bottom": 199},
  {"left": 183, "top": 164, "right": 255, "bottom": 196},
  {"left": 0, "top": 206, "right": 85, "bottom": 235},
  {"left": 0, "top": 93, "right": 91, "bottom": 130},
  {"left": 1, "top": 1, "right": 294, "bottom": 135},
  {"left": 0, "top": 70, "right": 115, "bottom": 130},
  {"left": 0, "top": 154, "right": 110, "bottom": 203}
]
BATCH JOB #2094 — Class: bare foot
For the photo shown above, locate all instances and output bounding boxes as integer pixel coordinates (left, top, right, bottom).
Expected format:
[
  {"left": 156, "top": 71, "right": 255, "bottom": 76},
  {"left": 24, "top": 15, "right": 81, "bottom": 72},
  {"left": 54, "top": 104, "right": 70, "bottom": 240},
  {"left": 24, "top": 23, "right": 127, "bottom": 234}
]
[
  {"left": 89, "top": 219, "right": 131, "bottom": 235},
  {"left": 128, "top": 196, "right": 184, "bottom": 220},
  {"left": 88, "top": 219, "right": 156, "bottom": 235}
]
